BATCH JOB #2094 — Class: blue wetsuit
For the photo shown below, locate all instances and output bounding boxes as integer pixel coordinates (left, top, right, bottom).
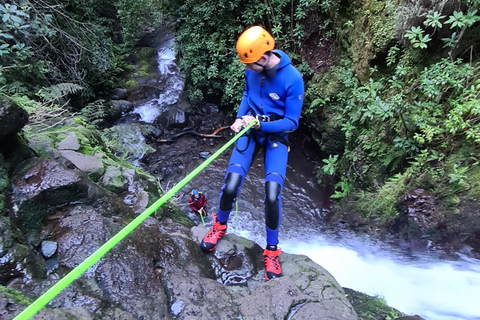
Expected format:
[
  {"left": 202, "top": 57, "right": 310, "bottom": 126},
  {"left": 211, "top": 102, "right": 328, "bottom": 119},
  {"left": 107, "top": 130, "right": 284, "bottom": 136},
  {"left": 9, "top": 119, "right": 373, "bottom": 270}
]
[{"left": 216, "top": 50, "right": 304, "bottom": 246}]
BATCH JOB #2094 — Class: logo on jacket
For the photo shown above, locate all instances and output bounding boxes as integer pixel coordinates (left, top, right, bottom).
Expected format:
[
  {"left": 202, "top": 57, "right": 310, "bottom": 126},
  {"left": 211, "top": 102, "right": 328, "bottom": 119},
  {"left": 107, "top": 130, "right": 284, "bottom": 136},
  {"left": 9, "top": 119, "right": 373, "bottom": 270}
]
[{"left": 269, "top": 93, "right": 280, "bottom": 100}]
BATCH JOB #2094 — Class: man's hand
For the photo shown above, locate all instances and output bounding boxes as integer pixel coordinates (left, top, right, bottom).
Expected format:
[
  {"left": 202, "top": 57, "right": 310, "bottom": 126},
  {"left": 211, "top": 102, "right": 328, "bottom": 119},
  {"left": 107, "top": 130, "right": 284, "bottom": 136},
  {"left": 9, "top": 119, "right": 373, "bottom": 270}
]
[
  {"left": 241, "top": 115, "right": 260, "bottom": 130},
  {"left": 230, "top": 118, "right": 244, "bottom": 133},
  {"left": 230, "top": 116, "right": 260, "bottom": 133}
]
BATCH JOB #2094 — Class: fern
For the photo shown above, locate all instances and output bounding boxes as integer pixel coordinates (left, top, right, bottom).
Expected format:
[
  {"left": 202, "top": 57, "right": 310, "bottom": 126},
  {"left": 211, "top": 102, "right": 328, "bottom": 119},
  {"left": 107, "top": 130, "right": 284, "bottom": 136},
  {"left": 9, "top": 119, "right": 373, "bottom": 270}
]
[
  {"left": 37, "top": 83, "right": 84, "bottom": 102},
  {"left": 79, "top": 100, "right": 108, "bottom": 127}
]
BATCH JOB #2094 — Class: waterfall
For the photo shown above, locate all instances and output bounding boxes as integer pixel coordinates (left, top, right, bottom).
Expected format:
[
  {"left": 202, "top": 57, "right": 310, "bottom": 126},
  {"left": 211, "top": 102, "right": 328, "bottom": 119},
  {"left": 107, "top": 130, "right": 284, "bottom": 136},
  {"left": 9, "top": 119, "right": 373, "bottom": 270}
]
[{"left": 132, "top": 36, "right": 185, "bottom": 123}]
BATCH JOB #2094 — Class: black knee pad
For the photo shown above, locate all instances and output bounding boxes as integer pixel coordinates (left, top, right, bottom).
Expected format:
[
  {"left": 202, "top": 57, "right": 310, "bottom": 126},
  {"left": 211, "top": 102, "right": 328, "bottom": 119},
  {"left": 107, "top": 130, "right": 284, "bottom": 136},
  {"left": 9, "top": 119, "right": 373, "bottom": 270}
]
[
  {"left": 220, "top": 172, "right": 243, "bottom": 211},
  {"left": 265, "top": 181, "right": 281, "bottom": 229}
]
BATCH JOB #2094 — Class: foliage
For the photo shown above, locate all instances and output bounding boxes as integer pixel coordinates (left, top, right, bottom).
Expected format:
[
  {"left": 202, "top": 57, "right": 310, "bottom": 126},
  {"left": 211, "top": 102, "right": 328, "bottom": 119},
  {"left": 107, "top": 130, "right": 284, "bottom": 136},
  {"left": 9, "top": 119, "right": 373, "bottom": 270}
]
[
  {"left": 305, "top": 0, "right": 480, "bottom": 219},
  {"left": 116, "top": 0, "right": 166, "bottom": 47},
  {"left": 0, "top": 2, "right": 53, "bottom": 93},
  {"left": 79, "top": 99, "right": 109, "bottom": 127},
  {"left": 6, "top": 83, "right": 83, "bottom": 130},
  {"left": 162, "top": 0, "right": 322, "bottom": 107},
  {"left": 0, "top": 0, "right": 149, "bottom": 105}
]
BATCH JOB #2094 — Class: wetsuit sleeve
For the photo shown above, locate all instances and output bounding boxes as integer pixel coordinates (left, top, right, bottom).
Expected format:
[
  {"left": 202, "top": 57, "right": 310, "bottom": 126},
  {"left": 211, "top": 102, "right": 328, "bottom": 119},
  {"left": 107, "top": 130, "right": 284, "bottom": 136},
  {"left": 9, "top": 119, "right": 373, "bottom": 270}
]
[
  {"left": 260, "top": 68, "right": 304, "bottom": 133},
  {"left": 189, "top": 197, "right": 196, "bottom": 212},
  {"left": 236, "top": 70, "right": 251, "bottom": 118}
]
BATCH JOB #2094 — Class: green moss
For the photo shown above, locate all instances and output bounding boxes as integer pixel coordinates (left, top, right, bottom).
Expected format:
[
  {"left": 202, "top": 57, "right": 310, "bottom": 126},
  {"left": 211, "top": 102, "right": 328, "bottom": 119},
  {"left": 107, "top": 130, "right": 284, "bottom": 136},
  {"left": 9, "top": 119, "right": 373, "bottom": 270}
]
[
  {"left": 136, "top": 47, "right": 155, "bottom": 61},
  {"left": 0, "top": 155, "right": 8, "bottom": 216},
  {"left": 347, "top": 0, "right": 402, "bottom": 82},
  {"left": 125, "top": 80, "right": 140, "bottom": 91},
  {"left": 0, "top": 285, "right": 34, "bottom": 305},
  {"left": 355, "top": 171, "right": 410, "bottom": 221},
  {"left": 156, "top": 202, "right": 195, "bottom": 228},
  {"left": 344, "top": 288, "right": 403, "bottom": 320}
]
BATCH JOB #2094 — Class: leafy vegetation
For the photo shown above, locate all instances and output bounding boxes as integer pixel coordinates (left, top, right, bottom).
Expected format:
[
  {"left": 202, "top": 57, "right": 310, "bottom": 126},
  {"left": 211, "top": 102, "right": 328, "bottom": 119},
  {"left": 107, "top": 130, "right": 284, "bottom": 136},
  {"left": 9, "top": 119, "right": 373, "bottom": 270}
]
[
  {"left": 0, "top": 0, "right": 165, "bottom": 118},
  {"left": 162, "top": 0, "right": 332, "bottom": 107},
  {"left": 308, "top": 0, "right": 480, "bottom": 220}
]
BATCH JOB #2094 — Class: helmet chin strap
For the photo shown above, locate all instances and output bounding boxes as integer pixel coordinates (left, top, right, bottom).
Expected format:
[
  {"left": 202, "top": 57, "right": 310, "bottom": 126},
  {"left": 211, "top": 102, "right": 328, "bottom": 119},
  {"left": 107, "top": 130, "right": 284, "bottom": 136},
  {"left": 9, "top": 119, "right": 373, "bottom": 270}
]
[{"left": 253, "top": 53, "right": 271, "bottom": 70}]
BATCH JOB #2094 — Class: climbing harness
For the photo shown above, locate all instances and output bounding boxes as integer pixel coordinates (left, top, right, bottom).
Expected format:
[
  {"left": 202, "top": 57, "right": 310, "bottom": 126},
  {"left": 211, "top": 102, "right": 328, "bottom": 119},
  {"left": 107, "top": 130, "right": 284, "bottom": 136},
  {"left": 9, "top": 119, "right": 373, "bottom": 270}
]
[{"left": 13, "top": 120, "right": 259, "bottom": 320}]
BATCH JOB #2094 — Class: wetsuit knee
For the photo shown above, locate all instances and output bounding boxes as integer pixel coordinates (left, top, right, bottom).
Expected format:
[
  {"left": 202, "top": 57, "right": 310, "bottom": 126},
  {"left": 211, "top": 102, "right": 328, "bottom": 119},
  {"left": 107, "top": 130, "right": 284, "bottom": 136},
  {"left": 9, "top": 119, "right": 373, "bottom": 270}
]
[
  {"left": 220, "top": 172, "right": 243, "bottom": 211},
  {"left": 265, "top": 181, "right": 281, "bottom": 230}
]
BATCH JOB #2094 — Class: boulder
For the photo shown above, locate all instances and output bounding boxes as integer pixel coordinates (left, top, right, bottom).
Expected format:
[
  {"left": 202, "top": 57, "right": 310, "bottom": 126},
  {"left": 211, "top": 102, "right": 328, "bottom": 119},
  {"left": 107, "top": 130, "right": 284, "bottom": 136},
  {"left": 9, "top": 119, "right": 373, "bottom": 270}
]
[
  {"left": 9, "top": 158, "right": 89, "bottom": 240},
  {"left": 0, "top": 97, "right": 29, "bottom": 141},
  {"left": 58, "top": 150, "right": 105, "bottom": 181}
]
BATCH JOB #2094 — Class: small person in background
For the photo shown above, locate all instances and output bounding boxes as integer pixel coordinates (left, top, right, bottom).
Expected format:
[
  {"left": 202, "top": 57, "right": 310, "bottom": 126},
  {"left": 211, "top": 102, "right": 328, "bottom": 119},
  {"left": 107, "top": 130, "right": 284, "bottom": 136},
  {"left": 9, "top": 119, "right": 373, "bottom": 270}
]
[{"left": 189, "top": 189, "right": 207, "bottom": 217}]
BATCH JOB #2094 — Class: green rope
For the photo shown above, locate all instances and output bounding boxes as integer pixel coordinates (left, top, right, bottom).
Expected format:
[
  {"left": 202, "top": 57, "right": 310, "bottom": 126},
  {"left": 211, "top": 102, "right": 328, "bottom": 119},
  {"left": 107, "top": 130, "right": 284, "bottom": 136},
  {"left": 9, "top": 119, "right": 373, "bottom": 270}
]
[
  {"left": 234, "top": 200, "right": 238, "bottom": 233},
  {"left": 199, "top": 208, "right": 206, "bottom": 225},
  {"left": 13, "top": 121, "right": 257, "bottom": 320}
]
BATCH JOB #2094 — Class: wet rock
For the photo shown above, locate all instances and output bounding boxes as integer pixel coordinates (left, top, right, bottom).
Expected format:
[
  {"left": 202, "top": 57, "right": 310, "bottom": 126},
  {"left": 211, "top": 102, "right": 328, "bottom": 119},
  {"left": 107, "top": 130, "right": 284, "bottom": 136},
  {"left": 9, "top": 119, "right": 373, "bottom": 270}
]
[
  {"left": 108, "top": 100, "right": 134, "bottom": 122},
  {"left": 0, "top": 97, "right": 29, "bottom": 141},
  {"left": 58, "top": 150, "right": 105, "bottom": 181},
  {"left": 155, "top": 108, "right": 188, "bottom": 129},
  {"left": 0, "top": 216, "right": 12, "bottom": 257},
  {"left": 404, "top": 189, "right": 435, "bottom": 227},
  {"left": 121, "top": 168, "right": 159, "bottom": 214},
  {"left": 128, "top": 85, "right": 163, "bottom": 102},
  {"left": 7, "top": 214, "right": 361, "bottom": 320},
  {"left": 52, "top": 205, "right": 112, "bottom": 273},
  {"left": 111, "top": 88, "right": 130, "bottom": 100},
  {"left": 10, "top": 158, "right": 89, "bottom": 239},
  {"left": 151, "top": 127, "right": 163, "bottom": 138},
  {"left": 0, "top": 291, "right": 93, "bottom": 320},
  {"left": 101, "top": 166, "right": 126, "bottom": 193},
  {"left": 57, "top": 133, "right": 80, "bottom": 151},
  {"left": 199, "top": 151, "right": 210, "bottom": 159},
  {"left": 45, "top": 257, "right": 59, "bottom": 274},
  {"left": 41, "top": 240, "right": 57, "bottom": 258},
  {"left": 204, "top": 103, "right": 219, "bottom": 114}
]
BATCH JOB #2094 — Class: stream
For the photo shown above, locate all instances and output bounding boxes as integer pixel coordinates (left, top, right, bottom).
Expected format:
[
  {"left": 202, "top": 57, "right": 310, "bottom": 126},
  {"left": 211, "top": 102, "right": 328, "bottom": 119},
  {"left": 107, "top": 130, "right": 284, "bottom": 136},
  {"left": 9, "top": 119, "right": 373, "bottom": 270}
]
[{"left": 122, "top": 32, "right": 480, "bottom": 320}]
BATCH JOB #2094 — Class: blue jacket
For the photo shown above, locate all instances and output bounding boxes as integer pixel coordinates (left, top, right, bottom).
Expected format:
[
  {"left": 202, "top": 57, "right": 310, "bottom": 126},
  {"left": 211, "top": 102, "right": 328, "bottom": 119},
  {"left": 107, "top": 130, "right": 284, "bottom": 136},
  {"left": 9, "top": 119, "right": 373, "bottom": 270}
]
[{"left": 236, "top": 50, "right": 304, "bottom": 134}]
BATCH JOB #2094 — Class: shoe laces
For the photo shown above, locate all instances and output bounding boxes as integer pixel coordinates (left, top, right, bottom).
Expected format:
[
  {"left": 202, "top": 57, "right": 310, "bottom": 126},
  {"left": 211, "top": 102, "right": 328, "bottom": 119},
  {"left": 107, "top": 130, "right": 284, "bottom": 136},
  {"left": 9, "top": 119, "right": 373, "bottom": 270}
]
[
  {"left": 205, "top": 214, "right": 225, "bottom": 241},
  {"left": 264, "top": 248, "right": 281, "bottom": 272}
]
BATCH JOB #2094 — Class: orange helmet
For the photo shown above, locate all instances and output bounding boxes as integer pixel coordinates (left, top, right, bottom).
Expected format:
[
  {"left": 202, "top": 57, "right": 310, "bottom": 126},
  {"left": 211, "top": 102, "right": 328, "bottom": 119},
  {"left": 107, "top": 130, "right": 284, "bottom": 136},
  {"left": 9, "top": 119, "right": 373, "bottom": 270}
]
[{"left": 236, "top": 26, "right": 275, "bottom": 64}]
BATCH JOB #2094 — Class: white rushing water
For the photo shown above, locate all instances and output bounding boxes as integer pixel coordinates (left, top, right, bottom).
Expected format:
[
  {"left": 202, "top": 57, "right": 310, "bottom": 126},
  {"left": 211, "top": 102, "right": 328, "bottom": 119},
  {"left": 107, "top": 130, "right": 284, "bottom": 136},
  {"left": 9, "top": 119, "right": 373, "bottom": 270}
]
[
  {"left": 282, "top": 237, "right": 480, "bottom": 320},
  {"left": 132, "top": 36, "right": 185, "bottom": 123},
  {"left": 233, "top": 216, "right": 480, "bottom": 320}
]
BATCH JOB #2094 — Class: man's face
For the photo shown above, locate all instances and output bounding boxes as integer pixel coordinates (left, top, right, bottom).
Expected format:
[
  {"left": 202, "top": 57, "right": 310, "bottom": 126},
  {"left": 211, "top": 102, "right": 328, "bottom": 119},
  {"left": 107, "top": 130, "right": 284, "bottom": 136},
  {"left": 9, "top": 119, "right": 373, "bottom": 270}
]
[
  {"left": 245, "top": 55, "right": 267, "bottom": 72},
  {"left": 194, "top": 194, "right": 199, "bottom": 200}
]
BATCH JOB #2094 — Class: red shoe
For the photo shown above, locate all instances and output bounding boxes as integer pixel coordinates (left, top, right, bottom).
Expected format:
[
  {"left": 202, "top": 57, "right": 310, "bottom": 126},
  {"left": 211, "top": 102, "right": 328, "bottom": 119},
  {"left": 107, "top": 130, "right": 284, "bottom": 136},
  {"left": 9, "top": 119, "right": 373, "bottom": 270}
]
[
  {"left": 263, "top": 247, "right": 282, "bottom": 280},
  {"left": 200, "top": 214, "right": 227, "bottom": 252}
]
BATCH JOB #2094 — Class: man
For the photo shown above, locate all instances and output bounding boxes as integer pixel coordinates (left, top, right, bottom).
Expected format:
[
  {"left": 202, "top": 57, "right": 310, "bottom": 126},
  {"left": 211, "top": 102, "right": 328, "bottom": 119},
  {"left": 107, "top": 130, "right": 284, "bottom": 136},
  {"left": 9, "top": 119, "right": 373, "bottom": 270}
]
[
  {"left": 200, "top": 26, "right": 304, "bottom": 281},
  {"left": 189, "top": 189, "right": 207, "bottom": 217}
]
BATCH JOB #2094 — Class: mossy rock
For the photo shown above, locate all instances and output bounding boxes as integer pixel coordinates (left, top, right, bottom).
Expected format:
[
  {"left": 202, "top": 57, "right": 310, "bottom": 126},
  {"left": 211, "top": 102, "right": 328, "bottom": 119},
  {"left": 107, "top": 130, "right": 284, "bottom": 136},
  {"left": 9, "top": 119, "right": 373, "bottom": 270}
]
[
  {"left": 0, "top": 155, "right": 8, "bottom": 216},
  {"left": 156, "top": 202, "right": 195, "bottom": 228},
  {"left": 136, "top": 47, "right": 156, "bottom": 61},
  {"left": 125, "top": 80, "right": 140, "bottom": 91},
  {"left": 344, "top": 287, "right": 403, "bottom": 320},
  {"left": 0, "top": 285, "right": 33, "bottom": 306}
]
